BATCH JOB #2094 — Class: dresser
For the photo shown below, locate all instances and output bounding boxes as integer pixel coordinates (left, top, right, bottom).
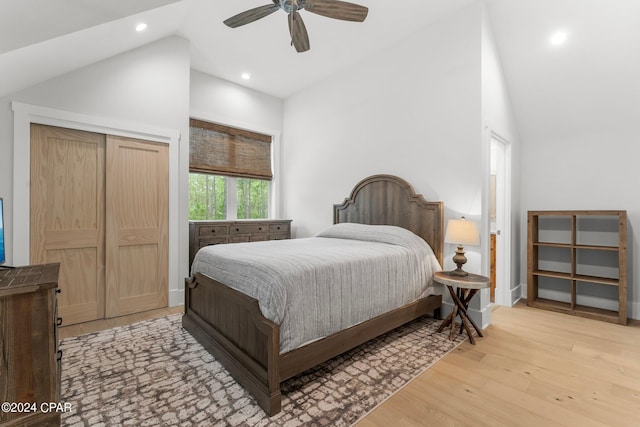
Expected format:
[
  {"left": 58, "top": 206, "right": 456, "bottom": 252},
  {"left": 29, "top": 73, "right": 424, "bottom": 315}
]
[
  {"left": 189, "top": 220, "right": 292, "bottom": 269},
  {"left": 0, "top": 263, "right": 61, "bottom": 427}
]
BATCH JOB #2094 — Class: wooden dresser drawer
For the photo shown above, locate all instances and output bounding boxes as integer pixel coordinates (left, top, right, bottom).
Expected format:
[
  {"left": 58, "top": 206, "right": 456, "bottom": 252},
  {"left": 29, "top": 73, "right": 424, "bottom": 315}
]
[
  {"left": 269, "top": 233, "right": 289, "bottom": 241},
  {"left": 230, "top": 223, "right": 268, "bottom": 235},
  {"left": 269, "top": 223, "right": 290, "bottom": 234},
  {"left": 197, "top": 225, "right": 229, "bottom": 237},
  {"left": 198, "top": 237, "right": 229, "bottom": 247}
]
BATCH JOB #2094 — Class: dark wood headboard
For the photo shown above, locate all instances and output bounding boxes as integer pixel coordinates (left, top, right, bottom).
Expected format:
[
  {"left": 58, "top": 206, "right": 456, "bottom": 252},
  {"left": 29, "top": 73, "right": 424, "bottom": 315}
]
[{"left": 333, "top": 175, "right": 444, "bottom": 266}]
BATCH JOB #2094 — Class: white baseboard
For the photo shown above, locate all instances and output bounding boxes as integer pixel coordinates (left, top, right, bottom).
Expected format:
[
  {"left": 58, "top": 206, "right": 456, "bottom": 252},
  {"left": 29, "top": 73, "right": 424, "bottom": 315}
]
[
  {"left": 441, "top": 300, "right": 492, "bottom": 329},
  {"left": 510, "top": 283, "right": 522, "bottom": 306},
  {"left": 169, "top": 288, "right": 184, "bottom": 307}
]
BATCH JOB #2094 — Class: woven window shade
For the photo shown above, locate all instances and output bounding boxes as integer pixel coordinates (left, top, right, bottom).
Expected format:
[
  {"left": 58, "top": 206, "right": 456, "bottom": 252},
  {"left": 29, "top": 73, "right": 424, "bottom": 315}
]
[{"left": 189, "top": 119, "right": 273, "bottom": 180}]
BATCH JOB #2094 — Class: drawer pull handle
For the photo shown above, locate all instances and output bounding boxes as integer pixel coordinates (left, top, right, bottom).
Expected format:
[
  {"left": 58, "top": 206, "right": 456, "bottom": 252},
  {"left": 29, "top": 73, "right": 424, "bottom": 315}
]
[
  {"left": 211, "top": 229, "right": 216, "bottom": 233},
  {"left": 57, "top": 350, "right": 63, "bottom": 362},
  {"left": 56, "top": 288, "right": 61, "bottom": 294},
  {"left": 277, "top": 226, "right": 281, "bottom": 230},
  {"left": 259, "top": 227, "right": 262, "bottom": 231},
  {"left": 57, "top": 317, "right": 63, "bottom": 327},
  {"left": 236, "top": 228, "right": 240, "bottom": 232}
]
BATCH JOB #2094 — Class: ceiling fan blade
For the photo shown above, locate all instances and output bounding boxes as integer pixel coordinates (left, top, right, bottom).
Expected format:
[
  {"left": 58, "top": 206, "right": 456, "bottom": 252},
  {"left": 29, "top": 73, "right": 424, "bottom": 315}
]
[
  {"left": 288, "top": 11, "right": 310, "bottom": 53},
  {"left": 223, "top": 4, "right": 280, "bottom": 28},
  {"left": 304, "top": 0, "right": 368, "bottom": 22}
]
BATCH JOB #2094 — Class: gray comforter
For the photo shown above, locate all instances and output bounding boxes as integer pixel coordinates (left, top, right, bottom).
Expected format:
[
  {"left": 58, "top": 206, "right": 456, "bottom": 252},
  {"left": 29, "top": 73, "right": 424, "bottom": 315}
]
[{"left": 191, "top": 223, "right": 442, "bottom": 353}]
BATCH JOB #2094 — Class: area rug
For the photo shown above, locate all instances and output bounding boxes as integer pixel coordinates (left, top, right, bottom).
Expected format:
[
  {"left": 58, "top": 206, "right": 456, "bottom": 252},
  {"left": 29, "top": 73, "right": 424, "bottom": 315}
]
[{"left": 60, "top": 314, "right": 465, "bottom": 426}]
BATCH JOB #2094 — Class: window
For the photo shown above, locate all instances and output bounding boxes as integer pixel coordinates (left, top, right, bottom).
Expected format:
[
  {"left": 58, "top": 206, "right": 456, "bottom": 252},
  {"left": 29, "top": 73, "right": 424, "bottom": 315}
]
[
  {"left": 188, "top": 119, "right": 272, "bottom": 220},
  {"left": 236, "top": 177, "right": 269, "bottom": 219},
  {"left": 188, "top": 173, "right": 226, "bottom": 220}
]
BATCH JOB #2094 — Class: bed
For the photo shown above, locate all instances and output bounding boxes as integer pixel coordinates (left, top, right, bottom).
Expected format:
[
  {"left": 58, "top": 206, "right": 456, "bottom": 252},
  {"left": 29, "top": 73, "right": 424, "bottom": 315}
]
[{"left": 182, "top": 174, "right": 444, "bottom": 415}]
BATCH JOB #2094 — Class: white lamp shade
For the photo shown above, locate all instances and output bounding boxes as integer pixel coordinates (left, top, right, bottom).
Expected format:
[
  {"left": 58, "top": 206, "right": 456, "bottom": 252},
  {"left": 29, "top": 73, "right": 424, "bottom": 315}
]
[{"left": 444, "top": 218, "right": 480, "bottom": 246}]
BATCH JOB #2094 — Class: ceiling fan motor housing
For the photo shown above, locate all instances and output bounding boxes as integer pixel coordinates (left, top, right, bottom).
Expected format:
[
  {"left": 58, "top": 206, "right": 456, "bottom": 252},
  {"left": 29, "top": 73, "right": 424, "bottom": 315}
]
[{"left": 280, "top": 0, "right": 303, "bottom": 13}]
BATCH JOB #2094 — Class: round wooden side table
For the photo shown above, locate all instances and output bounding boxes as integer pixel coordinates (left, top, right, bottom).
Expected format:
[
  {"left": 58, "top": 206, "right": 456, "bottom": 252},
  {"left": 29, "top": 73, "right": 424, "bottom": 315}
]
[{"left": 433, "top": 271, "right": 490, "bottom": 345}]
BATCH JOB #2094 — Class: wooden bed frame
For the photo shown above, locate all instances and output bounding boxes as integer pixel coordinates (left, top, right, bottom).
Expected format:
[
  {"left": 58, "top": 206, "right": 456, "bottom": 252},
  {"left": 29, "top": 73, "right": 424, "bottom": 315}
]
[{"left": 182, "top": 174, "right": 444, "bottom": 415}]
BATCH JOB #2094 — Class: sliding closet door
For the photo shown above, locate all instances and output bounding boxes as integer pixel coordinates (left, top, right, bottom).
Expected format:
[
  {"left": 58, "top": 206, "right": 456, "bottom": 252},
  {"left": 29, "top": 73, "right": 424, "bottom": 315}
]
[
  {"left": 30, "top": 124, "right": 106, "bottom": 325},
  {"left": 105, "top": 136, "right": 168, "bottom": 318}
]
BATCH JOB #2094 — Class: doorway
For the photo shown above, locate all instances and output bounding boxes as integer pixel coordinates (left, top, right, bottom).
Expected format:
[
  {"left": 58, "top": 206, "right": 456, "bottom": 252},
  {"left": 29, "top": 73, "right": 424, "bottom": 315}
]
[{"left": 489, "top": 132, "right": 512, "bottom": 306}]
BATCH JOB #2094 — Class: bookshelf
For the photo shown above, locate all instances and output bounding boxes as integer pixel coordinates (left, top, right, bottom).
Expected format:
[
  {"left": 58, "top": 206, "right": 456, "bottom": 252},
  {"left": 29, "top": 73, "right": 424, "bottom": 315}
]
[{"left": 527, "top": 210, "right": 627, "bottom": 325}]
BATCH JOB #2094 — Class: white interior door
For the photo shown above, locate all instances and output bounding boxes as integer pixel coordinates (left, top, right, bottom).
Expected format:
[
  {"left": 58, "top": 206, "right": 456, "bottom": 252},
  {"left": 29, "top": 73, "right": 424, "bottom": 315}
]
[{"left": 490, "top": 133, "right": 512, "bottom": 307}]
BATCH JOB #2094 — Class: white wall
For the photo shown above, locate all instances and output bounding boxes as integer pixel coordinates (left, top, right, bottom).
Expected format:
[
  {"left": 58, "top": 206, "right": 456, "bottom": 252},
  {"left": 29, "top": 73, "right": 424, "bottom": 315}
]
[
  {"left": 481, "top": 5, "right": 522, "bottom": 307},
  {"left": 189, "top": 70, "right": 285, "bottom": 217},
  {"left": 283, "top": 3, "right": 482, "bottom": 236},
  {"left": 190, "top": 70, "right": 283, "bottom": 133},
  {"left": 282, "top": 4, "right": 488, "bottom": 323},
  {"left": 0, "top": 36, "right": 190, "bottom": 306},
  {"left": 520, "top": 131, "right": 640, "bottom": 319}
]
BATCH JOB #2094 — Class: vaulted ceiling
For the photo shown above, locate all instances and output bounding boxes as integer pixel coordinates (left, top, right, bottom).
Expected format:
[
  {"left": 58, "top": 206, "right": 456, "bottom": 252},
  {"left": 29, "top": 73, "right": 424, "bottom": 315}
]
[{"left": 2, "top": 0, "right": 639, "bottom": 143}]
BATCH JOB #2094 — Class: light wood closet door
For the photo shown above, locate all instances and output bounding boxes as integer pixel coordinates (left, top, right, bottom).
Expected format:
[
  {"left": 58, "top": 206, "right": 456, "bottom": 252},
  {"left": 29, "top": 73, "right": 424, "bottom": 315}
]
[
  {"left": 30, "top": 124, "right": 106, "bottom": 325},
  {"left": 105, "top": 136, "right": 168, "bottom": 318}
]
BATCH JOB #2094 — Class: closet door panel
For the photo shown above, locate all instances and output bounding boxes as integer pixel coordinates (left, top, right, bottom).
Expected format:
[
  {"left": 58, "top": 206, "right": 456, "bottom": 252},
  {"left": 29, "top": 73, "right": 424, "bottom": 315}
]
[
  {"left": 30, "top": 124, "right": 106, "bottom": 325},
  {"left": 105, "top": 136, "right": 168, "bottom": 317}
]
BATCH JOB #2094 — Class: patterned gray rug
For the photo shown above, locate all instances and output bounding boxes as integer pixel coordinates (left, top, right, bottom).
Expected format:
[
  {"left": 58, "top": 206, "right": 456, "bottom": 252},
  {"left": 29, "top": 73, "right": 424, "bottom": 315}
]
[{"left": 60, "top": 313, "right": 465, "bottom": 426}]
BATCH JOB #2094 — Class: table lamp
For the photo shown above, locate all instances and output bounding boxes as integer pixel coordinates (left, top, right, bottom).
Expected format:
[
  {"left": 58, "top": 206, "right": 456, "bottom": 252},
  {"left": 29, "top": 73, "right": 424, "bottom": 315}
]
[{"left": 444, "top": 216, "right": 480, "bottom": 276}]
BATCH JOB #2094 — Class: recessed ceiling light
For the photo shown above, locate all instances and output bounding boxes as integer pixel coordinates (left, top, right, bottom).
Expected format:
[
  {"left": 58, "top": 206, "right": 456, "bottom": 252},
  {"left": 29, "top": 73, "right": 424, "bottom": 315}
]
[
  {"left": 241, "top": 73, "right": 251, "bottom": 80},
  {"left": 550, "top": 31, "right": 568, "bottom": 46},
  {"left": 136, "top": 23, "right": 148, "bottom": 32}
]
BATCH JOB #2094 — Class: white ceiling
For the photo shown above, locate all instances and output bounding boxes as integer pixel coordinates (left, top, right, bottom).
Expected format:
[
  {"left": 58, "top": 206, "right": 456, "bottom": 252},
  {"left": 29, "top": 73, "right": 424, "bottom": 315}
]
[
  {"left": 0, "top": 0, "right": 476, "bottom": 98},
  {"left": 485, "top": 0, "right": 640, "bottom": 141},
  {"left": 1, "top": 0, "right": 639, "bottom": 141},
  {"left": 0, "top": 0, "right": 180, "bottom": 54},
  {"left": 179, "top": 0, "right": 475, "bottom": 97}
]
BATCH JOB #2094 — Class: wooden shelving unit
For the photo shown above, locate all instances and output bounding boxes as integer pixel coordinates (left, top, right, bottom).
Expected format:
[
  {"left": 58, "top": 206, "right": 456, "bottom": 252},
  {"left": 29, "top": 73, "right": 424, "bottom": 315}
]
[{"left": 527, "top": 210, "right": 627, "bottom": 325}]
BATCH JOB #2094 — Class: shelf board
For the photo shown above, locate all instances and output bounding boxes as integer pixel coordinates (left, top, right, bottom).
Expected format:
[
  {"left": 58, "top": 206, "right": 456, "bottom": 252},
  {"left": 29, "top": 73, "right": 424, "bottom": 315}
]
[
  {"left": 533, "top": 270, "right": 571, "bottom": 280},
  {"left": 529, "top": 298, "right": 571, "bottom": 312},
  {"left": 533, "top": 242, "right": 619, "bottom": 251},
  {"left": 529, "top": 210, "right": 625, "bottom": 216},
  {"left": 573, "top": 304, "right": 626, "bottom": 325},
  {"left": 533, "top": 270, "right": 619, "bottom": 286},
  {"left": 573, "top": 274, "right": 619, "bottom": 286},
  {"left": 528, "top": 298, "right": 625, "bottom": 325},
  {"left": 533, "top": 242, "right": 571, "bottom": 248},
  {"left": 574, "top": 244, "right": 619, "bottom": 251}
]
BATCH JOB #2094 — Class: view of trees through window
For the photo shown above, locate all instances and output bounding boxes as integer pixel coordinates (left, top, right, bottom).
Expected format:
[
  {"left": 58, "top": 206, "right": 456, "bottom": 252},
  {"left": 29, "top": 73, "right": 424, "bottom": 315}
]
[
  {"left": 237, "top": 178, "right": 269, "bottom": 219},
  {"left": 188, "top": 173, "right": 269, "bottom": 220},
  {"left": 189, "top": 173, "right": 226, "bottom": 220}
]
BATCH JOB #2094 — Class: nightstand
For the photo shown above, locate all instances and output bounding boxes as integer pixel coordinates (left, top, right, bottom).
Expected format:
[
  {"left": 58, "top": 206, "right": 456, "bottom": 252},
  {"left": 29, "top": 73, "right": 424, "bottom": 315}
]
[{"left": 433, "top": 271, "right": 490, "bottom": 345}]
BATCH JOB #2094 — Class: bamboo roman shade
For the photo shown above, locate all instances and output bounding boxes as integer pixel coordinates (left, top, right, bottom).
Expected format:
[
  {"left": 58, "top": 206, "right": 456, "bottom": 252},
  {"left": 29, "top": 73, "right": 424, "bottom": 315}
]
[{"left": 189, "top": 119, "right": 273, "bottom": 180}]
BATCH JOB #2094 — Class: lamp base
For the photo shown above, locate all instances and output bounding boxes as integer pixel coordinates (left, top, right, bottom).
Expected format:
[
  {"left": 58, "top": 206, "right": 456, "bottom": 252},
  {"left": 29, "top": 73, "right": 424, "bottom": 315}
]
[
  {"left": 449, "top": 268, "right": 469, "bottom": 277},
  {"left": 450, "top": 245, "right": 469, "bottom": 277}
]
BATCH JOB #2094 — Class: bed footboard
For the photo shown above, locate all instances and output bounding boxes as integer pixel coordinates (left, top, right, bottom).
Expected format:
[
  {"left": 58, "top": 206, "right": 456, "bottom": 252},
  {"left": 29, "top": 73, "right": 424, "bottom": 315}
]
[
  {"left": 182, "top": 273, "right": 282, "bottom": 415},
  {"left": 183, "top": 272, "right": 442, "bottom": 416}
]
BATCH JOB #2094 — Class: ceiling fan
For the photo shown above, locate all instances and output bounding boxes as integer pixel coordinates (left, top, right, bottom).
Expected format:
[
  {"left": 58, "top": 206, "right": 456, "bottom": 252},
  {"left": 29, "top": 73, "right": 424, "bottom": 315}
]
[{"left": 223, "top": 0, "right": 369, "bottom": 53}]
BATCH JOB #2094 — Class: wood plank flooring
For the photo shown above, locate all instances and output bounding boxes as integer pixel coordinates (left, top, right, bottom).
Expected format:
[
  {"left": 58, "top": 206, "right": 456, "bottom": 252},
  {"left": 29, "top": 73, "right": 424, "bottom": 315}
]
[
  {"left": 58, "top": 305, "right": 184, "bottom": 340},
  {"left": 357, "top": 302, "right": 640, "bottom": 427},
  {"left": 59, "top": 302, "right": 640, "bottom": 426}
]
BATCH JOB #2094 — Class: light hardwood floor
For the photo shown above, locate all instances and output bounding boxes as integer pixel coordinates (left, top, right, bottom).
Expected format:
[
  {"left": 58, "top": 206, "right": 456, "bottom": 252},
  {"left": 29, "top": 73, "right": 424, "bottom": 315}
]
[
  {"left": 59, "top": 303, "right": 640, "bottom": 426},
  {"left": 357, "top": 302, "right": 640, "bottom": 427}
]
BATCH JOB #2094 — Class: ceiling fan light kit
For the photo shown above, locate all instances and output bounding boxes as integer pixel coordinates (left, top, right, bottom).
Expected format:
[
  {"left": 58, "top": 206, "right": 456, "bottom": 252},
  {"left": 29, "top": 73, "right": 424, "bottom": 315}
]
[{"left": 224, "top": 0, "right": 368, "bottom": 53}]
